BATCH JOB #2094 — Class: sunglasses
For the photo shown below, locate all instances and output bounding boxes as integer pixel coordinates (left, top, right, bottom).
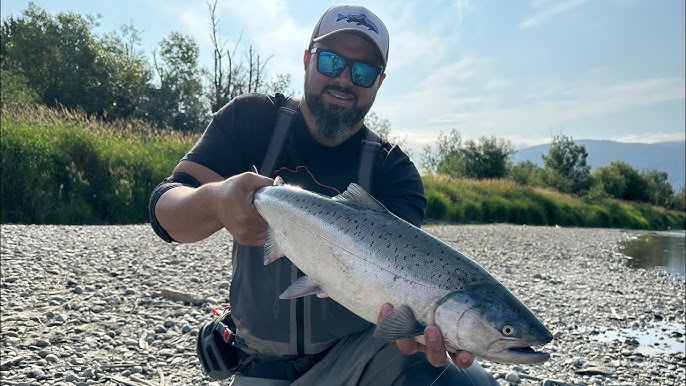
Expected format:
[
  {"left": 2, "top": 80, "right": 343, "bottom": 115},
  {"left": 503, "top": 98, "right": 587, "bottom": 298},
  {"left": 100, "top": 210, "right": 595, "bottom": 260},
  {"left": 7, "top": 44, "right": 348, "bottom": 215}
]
[{"left": 310, "top": 47, "right": 383, "bottom": 88}]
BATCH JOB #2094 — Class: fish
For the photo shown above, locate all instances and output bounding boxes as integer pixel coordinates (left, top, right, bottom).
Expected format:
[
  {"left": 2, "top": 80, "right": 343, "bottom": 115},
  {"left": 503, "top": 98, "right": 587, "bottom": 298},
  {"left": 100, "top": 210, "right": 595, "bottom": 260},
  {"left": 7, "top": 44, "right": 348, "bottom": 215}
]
[
  {"left": 252, "top": 180, "right": 553, "bottom": 364},
  {"left": 336, "top": 13, "right": 380, "bottom": 34}
]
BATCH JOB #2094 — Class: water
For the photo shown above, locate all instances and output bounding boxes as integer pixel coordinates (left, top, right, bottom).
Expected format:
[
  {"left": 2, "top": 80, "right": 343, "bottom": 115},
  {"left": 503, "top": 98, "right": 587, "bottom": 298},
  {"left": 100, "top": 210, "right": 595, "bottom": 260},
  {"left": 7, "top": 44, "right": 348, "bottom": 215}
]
[
  {"left": 584, "top": 321, "right": 685, "bottom": 356},
  {"left": 620, "top": 231, "right": 685, "bottom": 278}
]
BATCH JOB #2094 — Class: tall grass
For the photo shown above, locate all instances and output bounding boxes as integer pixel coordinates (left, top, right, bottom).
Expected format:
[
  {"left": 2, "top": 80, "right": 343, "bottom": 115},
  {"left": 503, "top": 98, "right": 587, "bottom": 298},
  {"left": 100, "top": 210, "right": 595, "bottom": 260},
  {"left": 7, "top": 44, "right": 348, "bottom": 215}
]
[
  {"left": 423, "top": 174, "right": 684, "bottom": 230},
  {"left": 2, "top": 104, "right": 684, "bottom": 230},
  {"left": 1, "top": 104, "right": 198, "bottom": 224}
]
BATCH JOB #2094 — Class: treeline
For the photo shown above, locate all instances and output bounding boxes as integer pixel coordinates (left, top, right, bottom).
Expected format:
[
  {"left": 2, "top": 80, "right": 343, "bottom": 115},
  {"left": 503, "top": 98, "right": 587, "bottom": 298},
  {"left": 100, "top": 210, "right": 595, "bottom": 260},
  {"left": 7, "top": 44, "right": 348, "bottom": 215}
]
[
  {"left": 2, "top": 105, "right": 683, "bottom": 230},
  {"left": 420, "top": 130, "right": 685, "bottom": 211},
  {"left": 1, "top": 2, "right": 292, "bottom": 132},
  {"left": 2, "top": 3, "right": 683, "bottom": 221}
]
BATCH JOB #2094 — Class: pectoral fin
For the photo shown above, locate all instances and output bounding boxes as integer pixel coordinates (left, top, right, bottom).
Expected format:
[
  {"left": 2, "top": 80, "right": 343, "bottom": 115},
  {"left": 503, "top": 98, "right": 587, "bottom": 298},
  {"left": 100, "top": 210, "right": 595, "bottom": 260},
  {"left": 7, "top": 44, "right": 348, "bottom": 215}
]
[
  {"left": 264, "top": 228, "right": 285, "bottom": 265},
  {"left": 373, "top": 305, "right": 426, "bottom": 340},
  {"left": 279, "top": 276, "right": 324, "bottom": 299}
]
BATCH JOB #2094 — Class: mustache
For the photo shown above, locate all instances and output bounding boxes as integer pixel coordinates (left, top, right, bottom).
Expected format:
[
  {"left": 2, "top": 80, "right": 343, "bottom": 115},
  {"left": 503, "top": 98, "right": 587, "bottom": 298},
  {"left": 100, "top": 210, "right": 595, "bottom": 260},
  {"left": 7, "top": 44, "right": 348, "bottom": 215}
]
[{"left": 323, "top": 84, "right": 357, "bottom": 102}]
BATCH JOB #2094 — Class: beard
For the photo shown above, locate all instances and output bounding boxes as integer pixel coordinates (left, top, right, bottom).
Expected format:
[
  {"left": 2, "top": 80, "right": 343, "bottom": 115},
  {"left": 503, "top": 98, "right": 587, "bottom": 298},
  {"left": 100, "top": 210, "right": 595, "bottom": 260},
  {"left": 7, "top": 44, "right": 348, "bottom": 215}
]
[{"left": 304, "top": 79, "right": 373, "bottom": 144}]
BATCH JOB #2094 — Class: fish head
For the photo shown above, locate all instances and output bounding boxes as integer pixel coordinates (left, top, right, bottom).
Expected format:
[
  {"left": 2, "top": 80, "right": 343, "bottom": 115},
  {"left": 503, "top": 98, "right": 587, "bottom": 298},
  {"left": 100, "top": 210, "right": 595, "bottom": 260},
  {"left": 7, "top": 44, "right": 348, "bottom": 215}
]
[{"left": 434, "top": 282, "right": 553, "bottom": 364}]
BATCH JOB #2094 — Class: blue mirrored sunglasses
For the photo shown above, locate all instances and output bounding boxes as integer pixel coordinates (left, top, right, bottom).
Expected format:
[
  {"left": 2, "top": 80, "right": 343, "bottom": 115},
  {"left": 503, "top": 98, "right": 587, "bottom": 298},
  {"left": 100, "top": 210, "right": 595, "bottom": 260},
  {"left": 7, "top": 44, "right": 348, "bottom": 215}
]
[{"left": 310, "top": 47, "right": 383, "bottom": 88}]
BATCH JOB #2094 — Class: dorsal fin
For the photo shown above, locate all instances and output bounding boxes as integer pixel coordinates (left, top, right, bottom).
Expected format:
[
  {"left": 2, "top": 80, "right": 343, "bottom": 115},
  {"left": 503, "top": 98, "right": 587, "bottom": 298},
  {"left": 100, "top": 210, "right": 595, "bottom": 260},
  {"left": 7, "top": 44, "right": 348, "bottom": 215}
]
[{"left": 332, "top": 183, "right": 389, "bottom": 213}]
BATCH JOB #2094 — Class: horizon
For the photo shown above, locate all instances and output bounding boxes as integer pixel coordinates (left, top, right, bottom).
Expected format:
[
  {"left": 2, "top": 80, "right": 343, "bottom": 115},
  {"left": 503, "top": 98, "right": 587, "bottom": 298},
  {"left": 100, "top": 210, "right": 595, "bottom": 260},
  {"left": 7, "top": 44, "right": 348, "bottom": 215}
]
[{"left": 3, "top": 0, "right": 684, "bottom": 155}]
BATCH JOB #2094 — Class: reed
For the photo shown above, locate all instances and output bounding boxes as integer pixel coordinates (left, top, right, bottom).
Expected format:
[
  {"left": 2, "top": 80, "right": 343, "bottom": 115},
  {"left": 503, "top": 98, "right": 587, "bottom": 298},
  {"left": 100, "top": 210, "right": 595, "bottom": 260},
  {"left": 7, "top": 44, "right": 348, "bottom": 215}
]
[{"left": 1, "top": 103, "right": 198, "bottom": 224}]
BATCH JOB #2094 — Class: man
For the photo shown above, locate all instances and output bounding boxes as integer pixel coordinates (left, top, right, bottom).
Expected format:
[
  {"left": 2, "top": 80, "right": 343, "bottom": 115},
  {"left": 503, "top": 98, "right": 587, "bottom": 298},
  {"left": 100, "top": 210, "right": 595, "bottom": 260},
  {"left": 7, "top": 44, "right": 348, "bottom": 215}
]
[{"left": 149, "top": 4, "right": 498, "bottom": 385}]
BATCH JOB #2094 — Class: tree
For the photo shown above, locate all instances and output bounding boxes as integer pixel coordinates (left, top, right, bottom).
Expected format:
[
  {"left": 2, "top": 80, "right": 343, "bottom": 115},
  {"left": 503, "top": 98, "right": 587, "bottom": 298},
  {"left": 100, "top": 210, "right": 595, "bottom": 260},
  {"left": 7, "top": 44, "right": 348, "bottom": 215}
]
[
  {"left": 364, "top": 111, "right": 410, "bottom": 155},
  {"left": 642, "top": 169, "right": 674, "bottom": 207},
  {"left": 421, "top": 130, "right": 514, "bottom": 179},
  {"left": 509, "top": 161, "right": 545, "bottom": 187},
  {"left": 99, "top": 23, "right": 152, "bottom": 120},
  {"left": 421, "top": 129, "right": 463, "bottom": 174},
  {"left": 1, "top": 5, "right": 103, "bottom": 113},
  {"left": 542, "top": 135, "right": 592, "bottom": 194},
  {"left": 1, "top": 4, "right": 150, "bottom": 120},
  {"left": 206, "top": 0, "right": 289, "bottom": 112},
  {"left": 461, "top": 136, "right": 514, "bottom": 179},
  {"left": 592, "top": 161, "right": 653, "bottom": 203},
  {"left": 666, "top": 186, "right": 685, "bottom": 211},
  {"left": 0, "top": 65, "right": 39, "bottom": 106},
  {"left": 148, "top": 32, "right": 208, "bottom": 131},
  {"left": 207, "top": 0, "right": 245, "bottom": 112}
]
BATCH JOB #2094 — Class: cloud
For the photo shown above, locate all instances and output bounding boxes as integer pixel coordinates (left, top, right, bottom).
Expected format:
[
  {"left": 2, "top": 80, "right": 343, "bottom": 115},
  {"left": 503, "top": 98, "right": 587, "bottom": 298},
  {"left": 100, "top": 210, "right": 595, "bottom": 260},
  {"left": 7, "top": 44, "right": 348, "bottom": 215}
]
[
  {"left": 386, "top": 73, "right": 684, "bottom": 155},
  {"left": 519, "top": 0, "right": 588, "bottom": 29}
]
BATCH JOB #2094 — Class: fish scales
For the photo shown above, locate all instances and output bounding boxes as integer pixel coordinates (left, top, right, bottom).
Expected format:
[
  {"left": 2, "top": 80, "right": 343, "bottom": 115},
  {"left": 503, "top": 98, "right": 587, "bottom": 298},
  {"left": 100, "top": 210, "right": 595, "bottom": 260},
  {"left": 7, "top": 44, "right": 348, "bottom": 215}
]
[
  {"left": 253, "top": 182, "right": 553, "bottom": 364},
  {"left": 259, "top": 185, "right": 489, "bottom": 290}
]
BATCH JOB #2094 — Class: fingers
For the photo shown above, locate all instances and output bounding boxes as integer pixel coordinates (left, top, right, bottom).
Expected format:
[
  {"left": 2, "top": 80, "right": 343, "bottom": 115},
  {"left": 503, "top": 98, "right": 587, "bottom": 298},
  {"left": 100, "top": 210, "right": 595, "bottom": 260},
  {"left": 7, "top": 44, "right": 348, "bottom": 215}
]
[
  {"left": 423, "top": 326, "right": 448, "bottom": 367},
  {"left": 243, "top": 172, "right": 276, "bottom": 191},
  {"left": 396, "top": 336, "right": 419, "bottom": 355},
  {"left": 377, "top": 303, "right": 392, "bottom": 325},
  {"left": 377, "top": 304, "right": 476, "bottom": 369},
  {"left": 377, "top": 304, "right": 418, "bottom": 355},
  {"left": 213, "top": 172, "right": 274, "bottom": 246},
  {"left": 451, "top": 350, "right": 475, "bottom": 369}
]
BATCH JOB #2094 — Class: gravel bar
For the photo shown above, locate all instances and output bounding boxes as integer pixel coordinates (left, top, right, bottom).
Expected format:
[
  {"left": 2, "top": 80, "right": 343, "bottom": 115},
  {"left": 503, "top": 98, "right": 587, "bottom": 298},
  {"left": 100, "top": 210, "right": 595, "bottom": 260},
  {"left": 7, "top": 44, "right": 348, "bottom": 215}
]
[{"left": 1, "top": 224, "right": 684, "bottom": 386}]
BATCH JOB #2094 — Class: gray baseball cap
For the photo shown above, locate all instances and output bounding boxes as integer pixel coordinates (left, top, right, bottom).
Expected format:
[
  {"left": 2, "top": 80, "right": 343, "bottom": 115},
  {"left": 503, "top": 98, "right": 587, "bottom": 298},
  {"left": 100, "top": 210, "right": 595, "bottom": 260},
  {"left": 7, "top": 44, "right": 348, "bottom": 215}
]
[{"left": 310, "top": 5, "right": 389, "bottom": 68}]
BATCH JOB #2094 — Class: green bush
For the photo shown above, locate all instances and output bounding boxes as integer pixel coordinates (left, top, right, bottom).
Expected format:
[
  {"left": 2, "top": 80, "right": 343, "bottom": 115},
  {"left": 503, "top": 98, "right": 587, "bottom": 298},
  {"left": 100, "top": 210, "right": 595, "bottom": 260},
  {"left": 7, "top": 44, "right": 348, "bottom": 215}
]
[
  {"left": 482, "top": 196, "right": 509, "bottom": 223},
  {"left": 508, "top": 198, "right": 547, "bottom": 225},
  {"left": 1, "top": 105, "right": 196, "bottom": 224},
  {"left": 425, "top": 190, "right": 451, "bottom": 221},
  {"left": 2, "top": 105, "right": 685, "bottom": 230},
  {"left": 422, "top": 174, "right": 684, "bottom": 230}
]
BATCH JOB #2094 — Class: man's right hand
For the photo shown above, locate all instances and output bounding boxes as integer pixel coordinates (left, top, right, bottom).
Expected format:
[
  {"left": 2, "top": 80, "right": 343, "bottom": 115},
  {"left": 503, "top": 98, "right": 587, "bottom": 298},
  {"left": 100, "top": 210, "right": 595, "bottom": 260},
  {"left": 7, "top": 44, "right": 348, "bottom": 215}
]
[
  {"left": 209, "top": 172, "right": 274, "bottom": 246},
  {"left": 155, "top": 161, "right": 275, "bottom": 245}
]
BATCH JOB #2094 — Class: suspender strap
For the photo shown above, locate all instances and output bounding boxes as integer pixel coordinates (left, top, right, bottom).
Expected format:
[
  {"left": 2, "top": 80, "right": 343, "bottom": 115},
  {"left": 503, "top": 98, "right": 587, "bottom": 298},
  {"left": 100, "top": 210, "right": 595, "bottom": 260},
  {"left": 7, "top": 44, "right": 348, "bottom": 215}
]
[
  {"left": 260, "top": 98, "right": 301, "bottom": 176},
  {"left": 358, "top": 129, "right": 381, "bottom": 191}
]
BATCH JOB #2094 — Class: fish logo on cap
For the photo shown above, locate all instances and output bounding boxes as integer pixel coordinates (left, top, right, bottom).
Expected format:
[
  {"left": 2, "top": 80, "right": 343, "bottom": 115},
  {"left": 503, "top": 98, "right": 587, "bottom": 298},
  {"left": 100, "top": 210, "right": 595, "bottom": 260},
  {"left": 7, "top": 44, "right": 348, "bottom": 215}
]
[{"left": 336, "top": 13, "right": 380, "bottom": 35}]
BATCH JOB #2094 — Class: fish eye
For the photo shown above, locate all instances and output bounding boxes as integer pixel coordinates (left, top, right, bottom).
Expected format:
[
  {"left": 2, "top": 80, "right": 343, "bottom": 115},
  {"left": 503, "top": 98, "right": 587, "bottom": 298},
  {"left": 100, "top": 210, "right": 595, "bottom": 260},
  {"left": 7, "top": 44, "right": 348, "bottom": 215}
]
[{"left": 502, "top": 325, "right": 515, "bottom": 336}]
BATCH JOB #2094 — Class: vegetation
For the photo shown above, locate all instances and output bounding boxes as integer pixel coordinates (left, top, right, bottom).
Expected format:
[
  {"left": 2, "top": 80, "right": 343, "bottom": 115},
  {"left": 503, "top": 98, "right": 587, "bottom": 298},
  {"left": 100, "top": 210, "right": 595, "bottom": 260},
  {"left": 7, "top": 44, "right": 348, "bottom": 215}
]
[
  {"left": 422, "top": 130, "right": 685, "bottom": 212},
  {"left": 1, "top": 3, "right": 683, "bottom": 229},
  {"left": 1, "top": 2, "right": 289, "bottom": 131},
  {"left": 423, "top": 175, "right": 684, "bottom": 230},
  {"left": 2, "top": 105, "right": 683, "bottom": 230},
  {"left": 1, "top": 104, "right": 197, "bottom": 224}
]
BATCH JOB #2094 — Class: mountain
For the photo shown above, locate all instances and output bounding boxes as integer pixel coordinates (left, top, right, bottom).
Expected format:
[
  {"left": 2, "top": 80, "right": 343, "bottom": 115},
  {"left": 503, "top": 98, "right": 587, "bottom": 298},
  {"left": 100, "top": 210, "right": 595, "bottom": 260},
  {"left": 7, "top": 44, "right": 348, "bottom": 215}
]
[{"left": 512, "top": 140, "right": 685, "bottom": 189}]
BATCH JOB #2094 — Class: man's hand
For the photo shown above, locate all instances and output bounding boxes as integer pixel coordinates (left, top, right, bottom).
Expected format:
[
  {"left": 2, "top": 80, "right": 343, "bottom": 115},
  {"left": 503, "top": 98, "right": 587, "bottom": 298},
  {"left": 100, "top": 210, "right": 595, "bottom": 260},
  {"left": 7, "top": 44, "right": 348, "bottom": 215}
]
[
  {"left": 377, "top": 304, "right": 475, "bottom": 369},
  {"left": 210, "top": 172, "right": 274, "bottom": 246}
]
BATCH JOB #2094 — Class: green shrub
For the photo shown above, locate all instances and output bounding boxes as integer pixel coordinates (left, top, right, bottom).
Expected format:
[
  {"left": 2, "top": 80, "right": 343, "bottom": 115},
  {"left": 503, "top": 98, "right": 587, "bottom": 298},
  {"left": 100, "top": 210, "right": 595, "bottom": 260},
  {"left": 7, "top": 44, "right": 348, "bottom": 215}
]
[
  {"left": 1, "top": 104, "right": 196, "bottom": 224},
  {"left": 425, "top": 190, "right": 451, "bottom": 220},
  {"left": 482, "top": 196, "right": 509, "bottom": 222}
]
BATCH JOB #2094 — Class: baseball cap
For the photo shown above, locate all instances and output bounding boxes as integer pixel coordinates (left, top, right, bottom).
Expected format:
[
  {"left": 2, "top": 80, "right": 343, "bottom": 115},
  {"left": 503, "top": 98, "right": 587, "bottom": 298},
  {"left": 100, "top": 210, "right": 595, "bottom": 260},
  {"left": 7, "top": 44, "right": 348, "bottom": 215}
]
[{"left": 310, "top": 5, "right": 389, "bottom": 68}]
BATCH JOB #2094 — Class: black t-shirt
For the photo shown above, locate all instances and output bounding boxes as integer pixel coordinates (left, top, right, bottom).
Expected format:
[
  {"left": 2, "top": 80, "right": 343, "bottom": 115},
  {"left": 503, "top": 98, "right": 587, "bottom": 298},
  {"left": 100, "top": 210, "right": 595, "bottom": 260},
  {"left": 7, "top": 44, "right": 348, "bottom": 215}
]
[{"left": 183, "top": 93, "right": 426, "bottom": 226}]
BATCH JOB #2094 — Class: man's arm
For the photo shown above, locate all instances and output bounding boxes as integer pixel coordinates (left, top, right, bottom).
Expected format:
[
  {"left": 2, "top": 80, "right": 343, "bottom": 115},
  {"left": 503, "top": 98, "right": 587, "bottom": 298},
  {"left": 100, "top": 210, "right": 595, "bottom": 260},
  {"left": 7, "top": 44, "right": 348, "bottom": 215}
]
[{"left": 154, "top": 160, "right": 273, "bottom": 244}]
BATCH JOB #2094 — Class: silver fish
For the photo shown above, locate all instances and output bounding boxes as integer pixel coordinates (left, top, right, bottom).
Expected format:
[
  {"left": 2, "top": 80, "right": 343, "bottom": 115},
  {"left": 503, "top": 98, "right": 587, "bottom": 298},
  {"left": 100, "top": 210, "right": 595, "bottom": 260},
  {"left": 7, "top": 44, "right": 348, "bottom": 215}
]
[{"left": 253, "top": 181, "right": 553, "bottom": 364}]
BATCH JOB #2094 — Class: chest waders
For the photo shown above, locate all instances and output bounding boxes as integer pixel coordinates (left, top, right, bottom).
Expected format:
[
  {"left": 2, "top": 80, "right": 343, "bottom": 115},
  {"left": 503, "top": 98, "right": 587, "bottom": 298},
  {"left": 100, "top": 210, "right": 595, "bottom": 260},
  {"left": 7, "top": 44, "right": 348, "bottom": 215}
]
[{"left": 228, "top": 98, "right": 382, "bottom": 360}]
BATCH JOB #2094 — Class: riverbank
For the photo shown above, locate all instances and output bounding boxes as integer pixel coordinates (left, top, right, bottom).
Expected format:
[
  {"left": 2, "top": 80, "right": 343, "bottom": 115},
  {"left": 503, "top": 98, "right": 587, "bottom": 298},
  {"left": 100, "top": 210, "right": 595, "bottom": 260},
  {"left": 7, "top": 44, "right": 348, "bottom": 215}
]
[{"left": 1, "top": 224, "right": 684, "bottom": 385}]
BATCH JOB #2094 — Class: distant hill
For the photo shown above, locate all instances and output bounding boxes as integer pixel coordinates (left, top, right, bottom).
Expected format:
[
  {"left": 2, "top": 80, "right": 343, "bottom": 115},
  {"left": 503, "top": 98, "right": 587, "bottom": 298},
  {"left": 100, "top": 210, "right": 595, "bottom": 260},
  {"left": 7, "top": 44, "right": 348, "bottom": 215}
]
[{"left": 512, "top": 140, "right": 685, "bottom": 189}]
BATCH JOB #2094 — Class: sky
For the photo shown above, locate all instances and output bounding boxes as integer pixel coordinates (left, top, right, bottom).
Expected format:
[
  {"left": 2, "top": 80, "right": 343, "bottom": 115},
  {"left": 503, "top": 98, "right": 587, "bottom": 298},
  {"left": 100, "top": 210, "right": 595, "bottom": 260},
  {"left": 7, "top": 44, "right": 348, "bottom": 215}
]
[{"left": 3, "top": 0, "right": 685, "bottom": 158}]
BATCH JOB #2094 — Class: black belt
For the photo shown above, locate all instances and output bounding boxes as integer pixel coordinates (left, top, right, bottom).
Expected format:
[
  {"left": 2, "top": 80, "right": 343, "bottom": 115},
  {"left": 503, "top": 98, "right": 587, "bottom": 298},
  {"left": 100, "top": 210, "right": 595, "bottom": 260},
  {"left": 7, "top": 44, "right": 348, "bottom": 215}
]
[{"left": 236, "top": 345, "right": 334, "bottom": 381}]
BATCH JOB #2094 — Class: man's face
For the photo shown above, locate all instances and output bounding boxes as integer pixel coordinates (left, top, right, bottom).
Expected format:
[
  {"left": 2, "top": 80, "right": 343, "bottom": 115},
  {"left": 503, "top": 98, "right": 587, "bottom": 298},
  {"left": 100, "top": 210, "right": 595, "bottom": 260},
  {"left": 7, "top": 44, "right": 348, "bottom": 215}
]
[{"left": 303, "top": 33, "right": 386, "bottom": 144}]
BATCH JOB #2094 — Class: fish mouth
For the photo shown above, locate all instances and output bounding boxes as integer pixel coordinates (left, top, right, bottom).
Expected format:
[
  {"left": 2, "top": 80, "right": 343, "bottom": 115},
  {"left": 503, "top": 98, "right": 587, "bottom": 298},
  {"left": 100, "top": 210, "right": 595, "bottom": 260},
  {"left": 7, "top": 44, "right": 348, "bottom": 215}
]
[
  {"left": 501, "top": 345, "right": 551, "bottom": 364},
  {"left": 483, "top": 337, "right": 552, "bottom": 364}
]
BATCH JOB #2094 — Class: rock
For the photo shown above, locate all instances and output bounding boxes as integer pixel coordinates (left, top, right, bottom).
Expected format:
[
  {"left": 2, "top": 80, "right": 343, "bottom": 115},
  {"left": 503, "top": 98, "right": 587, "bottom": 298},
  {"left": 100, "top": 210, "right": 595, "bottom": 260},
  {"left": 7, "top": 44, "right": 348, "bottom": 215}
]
[
  {"left": 45, "top": 354, "right": 59, "bottom": 363},
  {"left": 1, "top": 224, "right": 683, "bottom": 386},
  {"left": 504, "top": 371, "right": 519, "bottom": 383}
]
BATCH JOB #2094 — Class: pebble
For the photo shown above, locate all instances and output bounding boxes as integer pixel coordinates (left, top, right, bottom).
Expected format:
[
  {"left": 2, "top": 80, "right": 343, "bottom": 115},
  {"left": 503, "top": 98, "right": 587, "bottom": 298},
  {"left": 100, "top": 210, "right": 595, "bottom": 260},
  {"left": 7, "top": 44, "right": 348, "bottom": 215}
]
[
  {"left": 1, "top": 224, "right": 683, "bottom": 386},
  {"left": 45, "top": 354, "right": 59, "bottom": 363},
  {"left": 504, "top": 371, "right": 520, "bottom": 383}
]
